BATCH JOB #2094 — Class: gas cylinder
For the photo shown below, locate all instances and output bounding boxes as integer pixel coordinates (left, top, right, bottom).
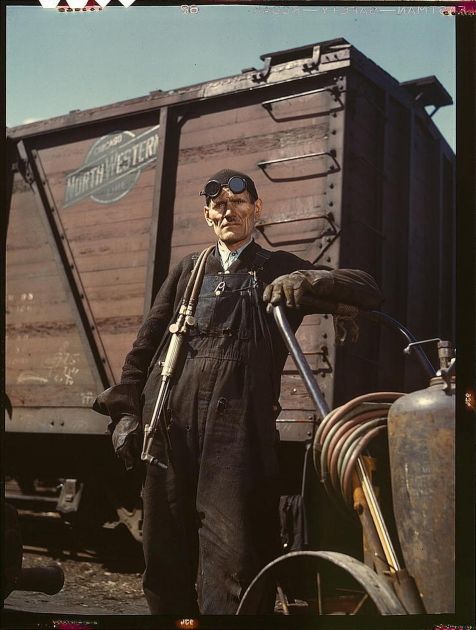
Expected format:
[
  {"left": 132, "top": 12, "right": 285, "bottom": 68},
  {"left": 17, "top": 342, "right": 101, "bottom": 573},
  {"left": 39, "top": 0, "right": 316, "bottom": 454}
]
[{"left": 387, "top": 341, "right": 455, "bottom": 613}]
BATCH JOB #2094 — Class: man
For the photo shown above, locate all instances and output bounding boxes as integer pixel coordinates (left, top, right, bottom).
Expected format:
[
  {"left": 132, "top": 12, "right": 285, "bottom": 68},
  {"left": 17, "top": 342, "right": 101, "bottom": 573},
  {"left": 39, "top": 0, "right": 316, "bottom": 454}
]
[{"left": 94, "top": 169, "right": 382, "bottom": 615}]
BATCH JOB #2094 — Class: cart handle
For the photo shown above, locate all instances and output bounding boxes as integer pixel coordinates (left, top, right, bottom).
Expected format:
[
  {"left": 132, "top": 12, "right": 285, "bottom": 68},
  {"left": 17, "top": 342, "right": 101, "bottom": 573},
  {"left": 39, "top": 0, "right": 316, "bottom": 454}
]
[
  {"left": 270, "top": 303, "right": 331, "bottom": 420},
  {"left": 268, "top": 304, "right": 436, "bottom": 418}
]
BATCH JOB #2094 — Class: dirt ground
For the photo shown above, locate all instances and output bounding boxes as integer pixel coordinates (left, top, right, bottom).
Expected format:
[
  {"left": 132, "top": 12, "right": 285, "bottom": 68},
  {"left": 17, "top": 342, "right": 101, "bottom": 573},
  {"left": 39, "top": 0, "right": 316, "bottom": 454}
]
[{"left": 4, "top": 551, "right": 149, "bottom": 617}]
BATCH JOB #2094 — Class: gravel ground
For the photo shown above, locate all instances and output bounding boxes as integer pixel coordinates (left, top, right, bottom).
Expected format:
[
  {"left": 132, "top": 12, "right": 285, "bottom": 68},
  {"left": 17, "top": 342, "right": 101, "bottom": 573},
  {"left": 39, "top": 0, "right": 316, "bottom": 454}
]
[{"left": 4, "top": 550, "right": 149, "bottom": 616}]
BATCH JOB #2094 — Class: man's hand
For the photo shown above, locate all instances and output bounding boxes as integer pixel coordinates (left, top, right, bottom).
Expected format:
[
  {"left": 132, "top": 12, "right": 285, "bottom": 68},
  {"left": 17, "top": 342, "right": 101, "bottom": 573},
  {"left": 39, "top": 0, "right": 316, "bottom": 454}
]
[
  {"left": 263, "top": 270, "right": 335, "bottom": 309},
  {"left": 111, "top": 415, "right": 142, "bottom": 471}
]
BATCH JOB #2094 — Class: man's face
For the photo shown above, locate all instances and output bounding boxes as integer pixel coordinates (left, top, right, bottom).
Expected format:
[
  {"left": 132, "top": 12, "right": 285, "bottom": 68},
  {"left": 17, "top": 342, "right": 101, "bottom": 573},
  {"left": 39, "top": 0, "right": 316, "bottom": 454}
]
[{"left": 203, "top": 187, "right": 262, "bottom": 250}]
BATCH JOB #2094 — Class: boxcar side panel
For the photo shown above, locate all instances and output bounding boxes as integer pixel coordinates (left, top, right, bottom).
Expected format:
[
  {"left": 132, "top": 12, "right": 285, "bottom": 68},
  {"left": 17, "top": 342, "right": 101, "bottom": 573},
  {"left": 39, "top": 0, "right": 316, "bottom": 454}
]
[
  {"left": 36, "top": 122, "right": 161, "bottom": 382},
  {"left": 334, "top": 70, "right": 385, "bottom": 404},
  {"left": 170, "top": 77, "right": 346, "bottom": 419},
  {"left": 6, "top": 173, "right": 102, "bottom": 412},
  {"left": 377, "top": 95, "right": 411, "bottom": 392},
  {"left": 404, "top": 114, "right": 443, "bottom": 389}
]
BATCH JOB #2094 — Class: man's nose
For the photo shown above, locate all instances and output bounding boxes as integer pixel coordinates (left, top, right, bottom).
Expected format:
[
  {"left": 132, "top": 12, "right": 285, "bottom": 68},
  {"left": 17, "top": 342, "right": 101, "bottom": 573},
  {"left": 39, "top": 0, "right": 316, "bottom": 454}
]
[{"left": 222, "top": 204, "right": 236, "bottom": 217}]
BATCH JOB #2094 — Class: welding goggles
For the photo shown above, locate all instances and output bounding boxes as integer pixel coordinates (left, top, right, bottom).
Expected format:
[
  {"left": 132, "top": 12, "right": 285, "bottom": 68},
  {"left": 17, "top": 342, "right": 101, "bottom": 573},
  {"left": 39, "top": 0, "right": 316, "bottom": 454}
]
[{"left": 200, "top": 176, "right": 251, "bottom": 199}]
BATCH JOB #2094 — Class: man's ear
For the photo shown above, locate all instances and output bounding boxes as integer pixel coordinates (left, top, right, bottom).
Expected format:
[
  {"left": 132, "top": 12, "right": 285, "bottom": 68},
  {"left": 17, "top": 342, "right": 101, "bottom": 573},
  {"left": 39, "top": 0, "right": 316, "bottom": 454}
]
[
  {"left": 254, "top": 198, "right": 263, "bottom": 220},
  {"left": 203, "top": 205, "right": 214, "bottom": 227}
]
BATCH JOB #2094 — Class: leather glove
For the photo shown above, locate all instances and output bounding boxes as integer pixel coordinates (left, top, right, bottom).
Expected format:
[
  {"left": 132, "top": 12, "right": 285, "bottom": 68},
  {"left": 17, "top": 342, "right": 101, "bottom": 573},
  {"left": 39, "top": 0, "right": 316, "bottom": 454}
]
[
  {"left": 111, "top": 415, "right": 142, "bottom": 471},
  {"left": 263, "top": 270, "right": 336, "bottom": 310}
]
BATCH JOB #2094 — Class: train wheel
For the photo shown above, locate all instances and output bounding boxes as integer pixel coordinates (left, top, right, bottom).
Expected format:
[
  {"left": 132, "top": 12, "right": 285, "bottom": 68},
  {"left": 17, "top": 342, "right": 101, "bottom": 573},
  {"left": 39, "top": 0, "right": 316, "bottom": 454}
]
[{"left": 236, "top": 551, "right": 406, "bottom": 615}]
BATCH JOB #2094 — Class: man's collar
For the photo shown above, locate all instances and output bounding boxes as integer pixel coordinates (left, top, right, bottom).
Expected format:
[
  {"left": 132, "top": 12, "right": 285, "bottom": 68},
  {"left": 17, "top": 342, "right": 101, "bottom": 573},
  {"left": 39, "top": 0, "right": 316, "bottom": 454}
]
[
  {"left": 217, "top": 237, "right": 253, "bottom": 259},
  {"left": 207, "top": 239, "right": 265, "bottom": 273}
]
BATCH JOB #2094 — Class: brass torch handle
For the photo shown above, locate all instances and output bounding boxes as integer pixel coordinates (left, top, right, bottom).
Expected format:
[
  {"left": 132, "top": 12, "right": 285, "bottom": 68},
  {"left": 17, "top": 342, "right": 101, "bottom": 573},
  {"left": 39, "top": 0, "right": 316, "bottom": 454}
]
[
  {"left": 161, "top": 329, "right": 186, "bottom": 379},
  {"left": 356, "top": 457, "right": 401, "bottom": 573}
]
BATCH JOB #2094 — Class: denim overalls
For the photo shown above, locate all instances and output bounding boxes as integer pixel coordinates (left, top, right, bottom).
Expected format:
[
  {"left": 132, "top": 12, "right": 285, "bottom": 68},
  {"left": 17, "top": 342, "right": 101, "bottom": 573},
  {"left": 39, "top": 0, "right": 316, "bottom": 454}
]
[{"left": 141, "top": 251, "right": 281, "bottom": 614}]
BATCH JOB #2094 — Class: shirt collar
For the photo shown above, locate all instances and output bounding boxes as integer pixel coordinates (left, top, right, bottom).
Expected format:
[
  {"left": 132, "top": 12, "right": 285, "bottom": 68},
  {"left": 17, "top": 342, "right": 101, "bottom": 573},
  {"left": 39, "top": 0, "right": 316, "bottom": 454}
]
[{"left": 217, "top": 237, "right": 253, "bottom": 269}]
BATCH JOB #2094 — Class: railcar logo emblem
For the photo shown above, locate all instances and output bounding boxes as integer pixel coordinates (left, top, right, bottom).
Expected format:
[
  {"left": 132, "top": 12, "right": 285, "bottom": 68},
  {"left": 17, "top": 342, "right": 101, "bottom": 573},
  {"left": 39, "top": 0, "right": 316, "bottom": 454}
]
[{"left": 64, "top": 126, "right": 159, "bottom": 207}]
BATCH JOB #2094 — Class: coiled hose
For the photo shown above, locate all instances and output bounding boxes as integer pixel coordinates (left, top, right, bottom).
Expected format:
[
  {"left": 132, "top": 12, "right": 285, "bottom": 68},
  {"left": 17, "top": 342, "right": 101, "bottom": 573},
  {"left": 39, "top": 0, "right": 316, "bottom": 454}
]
[{"left": 313, "top": 392, "right": 404, "bottom": 512}]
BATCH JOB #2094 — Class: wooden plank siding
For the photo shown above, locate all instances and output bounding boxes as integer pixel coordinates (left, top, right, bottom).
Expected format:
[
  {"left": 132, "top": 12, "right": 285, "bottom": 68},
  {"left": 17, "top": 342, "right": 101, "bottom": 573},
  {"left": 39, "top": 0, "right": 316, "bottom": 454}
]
[
  {"left": 376, "top": 95, "right": 411, "bottom": 393},
  {"left": 170, "top": 81, "right": 343, "bottom": 417},
  {"left": 33, "top": 124, "right": 158, "bottom": 382},
  {"left": 334, "top": 71, "right": 386, "bottom": 404},
  {"left": 404, "top": 115, "right": 442, "bottom": 389},
  {"left": 6, "top": 178, "right": 100, "bottom": 407}
]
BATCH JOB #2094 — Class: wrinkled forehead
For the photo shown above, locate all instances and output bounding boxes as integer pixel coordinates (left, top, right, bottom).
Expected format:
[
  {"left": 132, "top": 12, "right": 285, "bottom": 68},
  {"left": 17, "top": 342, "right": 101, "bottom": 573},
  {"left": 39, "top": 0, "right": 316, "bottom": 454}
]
[{"left": 207, "top": 187, "right": 253, "bottom": 206}]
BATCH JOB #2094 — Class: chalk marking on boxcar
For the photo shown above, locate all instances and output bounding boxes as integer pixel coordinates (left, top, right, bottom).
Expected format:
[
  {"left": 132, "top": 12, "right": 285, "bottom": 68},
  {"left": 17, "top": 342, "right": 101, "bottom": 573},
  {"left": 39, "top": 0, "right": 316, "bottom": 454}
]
[
  {"left": 80, "top": 391, "right": 96, "bottom": 406},
  {"left": 17, "top": 372, "right": 49, "bottom": 384}
]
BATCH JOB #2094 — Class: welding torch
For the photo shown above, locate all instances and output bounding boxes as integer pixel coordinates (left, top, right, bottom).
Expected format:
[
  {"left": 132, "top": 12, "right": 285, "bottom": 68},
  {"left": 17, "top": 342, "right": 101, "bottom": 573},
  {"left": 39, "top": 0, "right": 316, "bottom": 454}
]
[{"left": 141, "top": 245, "right": 214, "bottom": 468}]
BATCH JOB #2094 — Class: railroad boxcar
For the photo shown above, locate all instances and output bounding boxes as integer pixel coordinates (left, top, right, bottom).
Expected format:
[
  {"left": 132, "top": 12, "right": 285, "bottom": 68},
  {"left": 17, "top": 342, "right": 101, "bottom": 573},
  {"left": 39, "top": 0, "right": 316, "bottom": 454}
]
[{"left": 5, "top": 38, "right": 455, "bottom": 545}]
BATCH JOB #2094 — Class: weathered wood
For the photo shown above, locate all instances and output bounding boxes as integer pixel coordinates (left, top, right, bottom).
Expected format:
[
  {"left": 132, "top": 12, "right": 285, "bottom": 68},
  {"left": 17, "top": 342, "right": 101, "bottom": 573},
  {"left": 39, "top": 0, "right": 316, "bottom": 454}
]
[
  {"left": 179, "top": 123, "right": 329, "bottom": 162},
  {"left": 37, "top": 123, "right": 159, "bottom": 173},
  {"left": 279, "top": 374, "right": 324, "bottom": 411},
  {"left": 61, "top": 216, "right": 151, "bottom": 244},
  {"left": 6, "top": 406, "right": 109, "bottom": 434},
  {"left": 81, "top": 265, "right": 148, "bottom": 289},
  {"left": 6, "top": 301, "right": 73, "bottom": 325},
  {"left": 7, "top": 272, "right": 146, "bottom": 320},
  {"left": 6, "top": 259, "right": 61, "bottom": 282},
  {"left": 177, "top": 89, "right": 334, "bottom": 141},
  {"left": 7, "top": 383, "right": 101, "bottom": 409},
  {"left": 59, "top": 249, "right": 149, "bottom": 274}
]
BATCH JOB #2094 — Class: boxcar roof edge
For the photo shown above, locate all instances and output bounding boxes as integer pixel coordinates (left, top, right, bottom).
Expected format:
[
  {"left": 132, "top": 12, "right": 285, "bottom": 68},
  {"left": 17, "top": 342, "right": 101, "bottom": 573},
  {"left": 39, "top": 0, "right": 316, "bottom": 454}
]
[{"left": 7, "top": 38, "right": 454, "bottom": 157}]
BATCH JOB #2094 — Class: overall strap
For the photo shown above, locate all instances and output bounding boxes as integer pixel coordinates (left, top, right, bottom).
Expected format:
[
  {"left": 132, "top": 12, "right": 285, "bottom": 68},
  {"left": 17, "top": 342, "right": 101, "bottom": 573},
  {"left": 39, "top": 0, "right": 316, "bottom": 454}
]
[
  {"left": 249, "top": 248, "right": 279, "bottom": 405},
  {"left": 250, "top": 249, "right": 272, "bottom": 273}
]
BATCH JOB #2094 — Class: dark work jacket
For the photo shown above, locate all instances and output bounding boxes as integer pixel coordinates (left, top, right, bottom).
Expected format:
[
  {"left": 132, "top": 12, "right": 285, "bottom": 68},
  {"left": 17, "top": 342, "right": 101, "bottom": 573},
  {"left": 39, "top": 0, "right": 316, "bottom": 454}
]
[{"left": 93, "top": 240, "right": 382, "bottom": 427}]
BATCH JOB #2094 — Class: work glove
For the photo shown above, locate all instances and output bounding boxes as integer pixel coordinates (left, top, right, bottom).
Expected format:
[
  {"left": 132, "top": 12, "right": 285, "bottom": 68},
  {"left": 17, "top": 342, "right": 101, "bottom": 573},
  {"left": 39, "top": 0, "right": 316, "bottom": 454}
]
[
  {"left": 263, "top": 269, "right": 383, "bottom": 344},
  {"left": 263, "top": 269, "right": 382, "bottom": 311},
  {"left": 263, "top": 270, "right": 337, "bottom": 310},
  {"left": 111, "top": 414, "right": 142, "bottom": 471}
]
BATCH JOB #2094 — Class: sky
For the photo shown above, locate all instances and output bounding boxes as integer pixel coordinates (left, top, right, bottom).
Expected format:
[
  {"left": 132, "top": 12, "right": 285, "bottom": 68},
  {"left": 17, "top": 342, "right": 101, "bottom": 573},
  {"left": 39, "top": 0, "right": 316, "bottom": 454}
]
[{"left": 6, "top": 4, "right": 455, "bottom": 150}]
